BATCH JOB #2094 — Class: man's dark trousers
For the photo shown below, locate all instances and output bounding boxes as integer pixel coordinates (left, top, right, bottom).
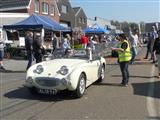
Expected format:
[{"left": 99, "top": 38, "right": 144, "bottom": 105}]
[{"left": 119, "top": 61, "right": 129, "bottom": 85}]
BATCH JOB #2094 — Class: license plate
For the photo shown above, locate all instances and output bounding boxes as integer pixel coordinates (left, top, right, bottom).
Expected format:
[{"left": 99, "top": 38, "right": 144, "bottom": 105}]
[{"left": 38, "top": 89, "right": 57, "bottom": 95}]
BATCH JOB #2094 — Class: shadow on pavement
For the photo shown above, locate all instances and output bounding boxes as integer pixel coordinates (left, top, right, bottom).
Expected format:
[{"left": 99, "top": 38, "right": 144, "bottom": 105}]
[
  {"left": 148, "top": 116, "right": 160, "bottom": 120},
  {"left": 93, "top": 82, "right": 122, "bottom": 87},
  {"left": 111, "top": 75, "right": 153, "bottom": 79},
  {"left": 132, "top": 81, "right": 160, "bottom": 99},
  {"left": 107, "top": 61, "right": 152, "bottom": 66},
  {"left": 0, "top": 70, "right": 26, "bottom": 73},
  {"left": 129, "top": 62, "right": 152, "bottom": 65},
  {"left": 4, "top": 87, "right": 79, "bottom": 101}
]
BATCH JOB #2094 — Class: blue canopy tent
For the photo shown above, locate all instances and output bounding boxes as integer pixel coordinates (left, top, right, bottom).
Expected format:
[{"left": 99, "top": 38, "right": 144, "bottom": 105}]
[
  {"left": 3, "top": 14, "right": 69, "bottom": 31},
  {"left": 39, "top": 15, "right": 69, "bottom": 31},
  {"left": 84, "top": 23, "right": 109, "bottom": 34}
]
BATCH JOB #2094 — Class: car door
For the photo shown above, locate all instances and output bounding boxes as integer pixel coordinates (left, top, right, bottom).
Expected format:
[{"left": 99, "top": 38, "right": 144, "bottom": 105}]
[{"left": 84, "top": 55, "right": 101, "bottom": 86}]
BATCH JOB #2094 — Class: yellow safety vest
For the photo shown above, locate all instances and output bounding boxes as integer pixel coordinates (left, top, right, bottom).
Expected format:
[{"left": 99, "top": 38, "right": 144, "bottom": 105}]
[{"left": 118, "top": 40, "right": 131, "bottom": 62}]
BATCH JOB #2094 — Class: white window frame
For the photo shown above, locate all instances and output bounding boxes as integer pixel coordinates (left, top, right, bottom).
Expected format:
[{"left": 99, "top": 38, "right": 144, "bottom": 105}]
[
  {"left": 42, "top": 2, "right": 49, "bottom": 14},
  {"left": 82, "top": 18, "right": 85, "bottom": 24},
  {"left": 34, "top": 0, "right": 39, "bottom": 13},
  {"left": 61, "top": 5, "right": 67, "bottom": 14},
  {"left": 79, "top": 17, "right": 82, "bottom": 23},
  {"left": 50, "top": 5, "right": 55, "bottom": 16}
]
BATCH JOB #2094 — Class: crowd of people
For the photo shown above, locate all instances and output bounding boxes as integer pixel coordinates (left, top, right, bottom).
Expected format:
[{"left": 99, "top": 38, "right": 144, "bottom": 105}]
[
  {"left": 0, "top": 27, "right": 160, "bottom": 83},
  {"left": 25, "top": 31, "right": 73, "bottom": 70},
  {"left": 24, "top": 31, "right": 106, "bottom": 70}
]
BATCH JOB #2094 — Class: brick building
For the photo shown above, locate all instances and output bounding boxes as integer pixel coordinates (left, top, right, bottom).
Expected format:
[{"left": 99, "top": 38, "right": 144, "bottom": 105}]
[{"left": 0, "top": 0, "right": 60, "bottom": 22}]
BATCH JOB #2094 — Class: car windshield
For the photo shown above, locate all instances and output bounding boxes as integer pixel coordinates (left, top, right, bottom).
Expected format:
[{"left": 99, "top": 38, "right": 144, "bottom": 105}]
[
  {"left": 53, "top": 48, "right": 89, "bottom": 59},
  {"left": 51, "top": 44, "right": 108, "bottom": 60}
]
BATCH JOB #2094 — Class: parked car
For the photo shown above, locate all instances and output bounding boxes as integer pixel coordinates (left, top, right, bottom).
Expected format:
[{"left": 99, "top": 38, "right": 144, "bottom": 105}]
[{"left": 25, "top": 48, "right": 106, "bottom": 98}]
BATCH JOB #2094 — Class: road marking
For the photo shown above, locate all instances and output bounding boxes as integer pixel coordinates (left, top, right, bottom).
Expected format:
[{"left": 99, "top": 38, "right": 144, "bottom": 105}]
[{"left": 147, "top": 65, "right": 157, "bottom": 117}]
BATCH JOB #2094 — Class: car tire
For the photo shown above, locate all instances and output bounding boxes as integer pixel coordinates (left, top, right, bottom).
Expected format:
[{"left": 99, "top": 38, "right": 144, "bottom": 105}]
[
  {"left": 74, "top": 73, "right": 86, "bottom": 98},
  {"left": 27, "top": 87, "right": 38, "bottom": 95},
  {"left": 97, "top": 66, "right": 105, "bottom": 83}
]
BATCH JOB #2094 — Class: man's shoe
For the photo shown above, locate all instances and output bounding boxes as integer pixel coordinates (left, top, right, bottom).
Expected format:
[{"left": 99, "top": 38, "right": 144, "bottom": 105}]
[
  {"left": 155, "top": 64, "right": 158, "bottom": 67},
  {"left": 120, "top": 82, "right": 128, "bottom": 87},
  {"left": 156, "top": 73, "right": 160, "bottom": 78},
  {"left": 120, "top": 83, "right": 128, "bottom": 87},
  {"left": 130, "top": 62, "right": 134, "bottom": 65},
  {"left": 0, "top": 66, "right": 6, "bottom": 71},
  {"left": 123, "top": 84, "right": 128, "bottom": 87}
]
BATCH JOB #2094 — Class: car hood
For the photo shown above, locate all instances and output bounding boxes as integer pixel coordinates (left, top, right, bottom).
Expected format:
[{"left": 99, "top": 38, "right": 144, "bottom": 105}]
[
  {"left": 28, "top": 58, "right": 88, "bottom": 77},
  {"left": 29, "top": 59, "right": 88, "bottom": 75},
  {"left": 43, "top": 59, "right": 87, "bottom": 68}
]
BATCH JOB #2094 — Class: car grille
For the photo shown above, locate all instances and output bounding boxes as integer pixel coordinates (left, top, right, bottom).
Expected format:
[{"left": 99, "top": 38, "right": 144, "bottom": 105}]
[{"left": 35, "top": 77, "right": 60, "bottom": 87}]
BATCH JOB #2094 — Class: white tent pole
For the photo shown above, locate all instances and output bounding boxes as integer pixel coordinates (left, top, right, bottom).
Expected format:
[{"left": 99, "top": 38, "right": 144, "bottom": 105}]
[
  {"left": 59, "top": 31, "right": 62, "bottom": 48},
  {"left": 41, "top": 28, "right": 45, "bottom": 44}
]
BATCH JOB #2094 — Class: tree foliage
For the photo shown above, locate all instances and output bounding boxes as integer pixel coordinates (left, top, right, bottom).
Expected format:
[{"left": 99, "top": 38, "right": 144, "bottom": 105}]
[{"left": 111, "top": 20, "right": 145, "bottom": 34}]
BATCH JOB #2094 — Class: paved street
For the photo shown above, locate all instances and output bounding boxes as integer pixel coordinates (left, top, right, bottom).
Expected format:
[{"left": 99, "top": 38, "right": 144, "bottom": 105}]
[{"left": 0, "top": 46, "right": 160, "bottom": 120}]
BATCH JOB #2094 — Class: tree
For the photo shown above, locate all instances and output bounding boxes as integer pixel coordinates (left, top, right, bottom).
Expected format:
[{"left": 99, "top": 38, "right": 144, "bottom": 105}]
[
  {"left": 121, "top": 21, "right": 129, "bottom": 33},
  {"left": 129, "top": 22, "right": 139, "bottom": 31},
  {"left": 139, "top": 21, "right": 145, "bottom": 33}
]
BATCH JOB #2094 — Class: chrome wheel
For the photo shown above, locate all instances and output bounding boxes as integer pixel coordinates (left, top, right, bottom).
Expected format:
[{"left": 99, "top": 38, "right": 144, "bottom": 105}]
[
  {"left": 79, "top": 76, "right": 86, "bottom": 95},
  {"left": 101, "top": 67, "right": 105, "bottom": 80},
  {"left": 74, "top": 73, "right": 86, "bottom": 98},
  {"left": 97, "top": 66, "right": 105, "bottom": 83}
]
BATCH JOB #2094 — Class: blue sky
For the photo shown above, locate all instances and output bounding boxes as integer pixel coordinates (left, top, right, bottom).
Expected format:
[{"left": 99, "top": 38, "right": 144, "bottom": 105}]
[{"left": 70, "top": 0, "right": 160, "bottom": 23}]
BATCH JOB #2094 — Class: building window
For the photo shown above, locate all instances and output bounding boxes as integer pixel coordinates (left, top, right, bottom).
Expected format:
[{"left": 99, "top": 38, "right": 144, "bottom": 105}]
[
  {"left": 79, "top": 18, "right": 82, "bottom": 23},
  {"left": 34, "top": 0, "right": 39, "bottom": 13},
  {"left": 61, "top": 5, "right": 67, "bottom": 14},
  {"left": 82, "top": 18, "right": 85, "bottom": 24},
  {"left": 50, "top": 5, "right": 55, "bottom": 16},
  {"left": 42, "top": 2, "right": 49, "bottom": 14}
]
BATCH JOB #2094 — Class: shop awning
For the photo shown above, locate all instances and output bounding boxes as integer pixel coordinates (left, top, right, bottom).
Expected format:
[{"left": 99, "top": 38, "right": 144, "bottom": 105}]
[{"left": 3, "top": 14, "right": 69, "bottom": 31}]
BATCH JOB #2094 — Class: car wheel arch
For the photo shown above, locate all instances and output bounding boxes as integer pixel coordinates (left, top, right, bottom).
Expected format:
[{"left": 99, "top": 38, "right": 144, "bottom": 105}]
[
  {"left": 74, "top": 71, "right": 87, "bottom": 88},
  {"left": 69, "top": 69, "right": 86, "bottom": 90},
  {"left": 97, "top": 63, "right": 105, "bottom": 83},
  {"left": 80, "top": 72, "right": 87, "bottom": 85}
]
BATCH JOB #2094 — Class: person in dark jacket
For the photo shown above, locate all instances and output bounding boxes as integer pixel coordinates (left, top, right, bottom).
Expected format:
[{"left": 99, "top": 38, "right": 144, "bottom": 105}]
[
  {"left": 144, "top": 33, "right": 152, "bottom": 59},
  {"left": 25, "top": 31, "right": 33, "bottom": 70},
  {"left": 52, "top": 33, "right": 57, "bottom": 53},
  {"left": 153, "top": 30, "right": 160, "bottom": 78},
  {"left": 33, "top": 32, "right": 43, "bottom": 63}
]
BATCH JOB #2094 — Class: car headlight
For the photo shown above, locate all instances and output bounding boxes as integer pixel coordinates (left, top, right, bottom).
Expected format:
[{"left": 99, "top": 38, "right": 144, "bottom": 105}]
[
  {"left": 34, "top": 65, "right": 44, "bottom": 74},
  {"left": 58, "top": 66, "right": 69, "bottom": 75}
]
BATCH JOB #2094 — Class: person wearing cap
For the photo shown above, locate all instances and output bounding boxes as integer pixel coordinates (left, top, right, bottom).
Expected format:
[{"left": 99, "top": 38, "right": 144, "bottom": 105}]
[
  {"left": 111, "top": 34, "right": 132, "bottom": 86},
  {"left": 153, "top": 30, "right": 160, "bottom": 78}
]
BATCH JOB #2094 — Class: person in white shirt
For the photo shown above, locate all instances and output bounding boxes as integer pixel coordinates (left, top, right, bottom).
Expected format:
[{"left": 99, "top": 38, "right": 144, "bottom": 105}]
[
  {"left": 0, "top": 31, "right": 5, "bottom": 70},
  {"left": 150, "top": 26, "right": 158, "bottom": 63},
  {"left": 62, "top": 34, "right": 71, "bottom": 55},
  {"left": 129, "top": 28, "right": 141, "bottom": 64}
]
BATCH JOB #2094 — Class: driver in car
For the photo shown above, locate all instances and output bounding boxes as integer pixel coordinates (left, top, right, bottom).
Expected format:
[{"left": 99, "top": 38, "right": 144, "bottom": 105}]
[{"left": 65, "top": 48, "right": 74, "bottom": 58}]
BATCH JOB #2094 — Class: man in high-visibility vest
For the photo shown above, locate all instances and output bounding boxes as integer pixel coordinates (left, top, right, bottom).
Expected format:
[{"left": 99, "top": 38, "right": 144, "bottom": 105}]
[{"left": 111, "top": 34, "right": 132, "bottom": 86}]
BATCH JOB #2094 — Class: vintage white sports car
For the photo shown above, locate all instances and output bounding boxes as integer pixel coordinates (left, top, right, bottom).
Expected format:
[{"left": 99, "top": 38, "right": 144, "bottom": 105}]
[{"left": 25, "top": 48, "right": 106, "bottom": 98}]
